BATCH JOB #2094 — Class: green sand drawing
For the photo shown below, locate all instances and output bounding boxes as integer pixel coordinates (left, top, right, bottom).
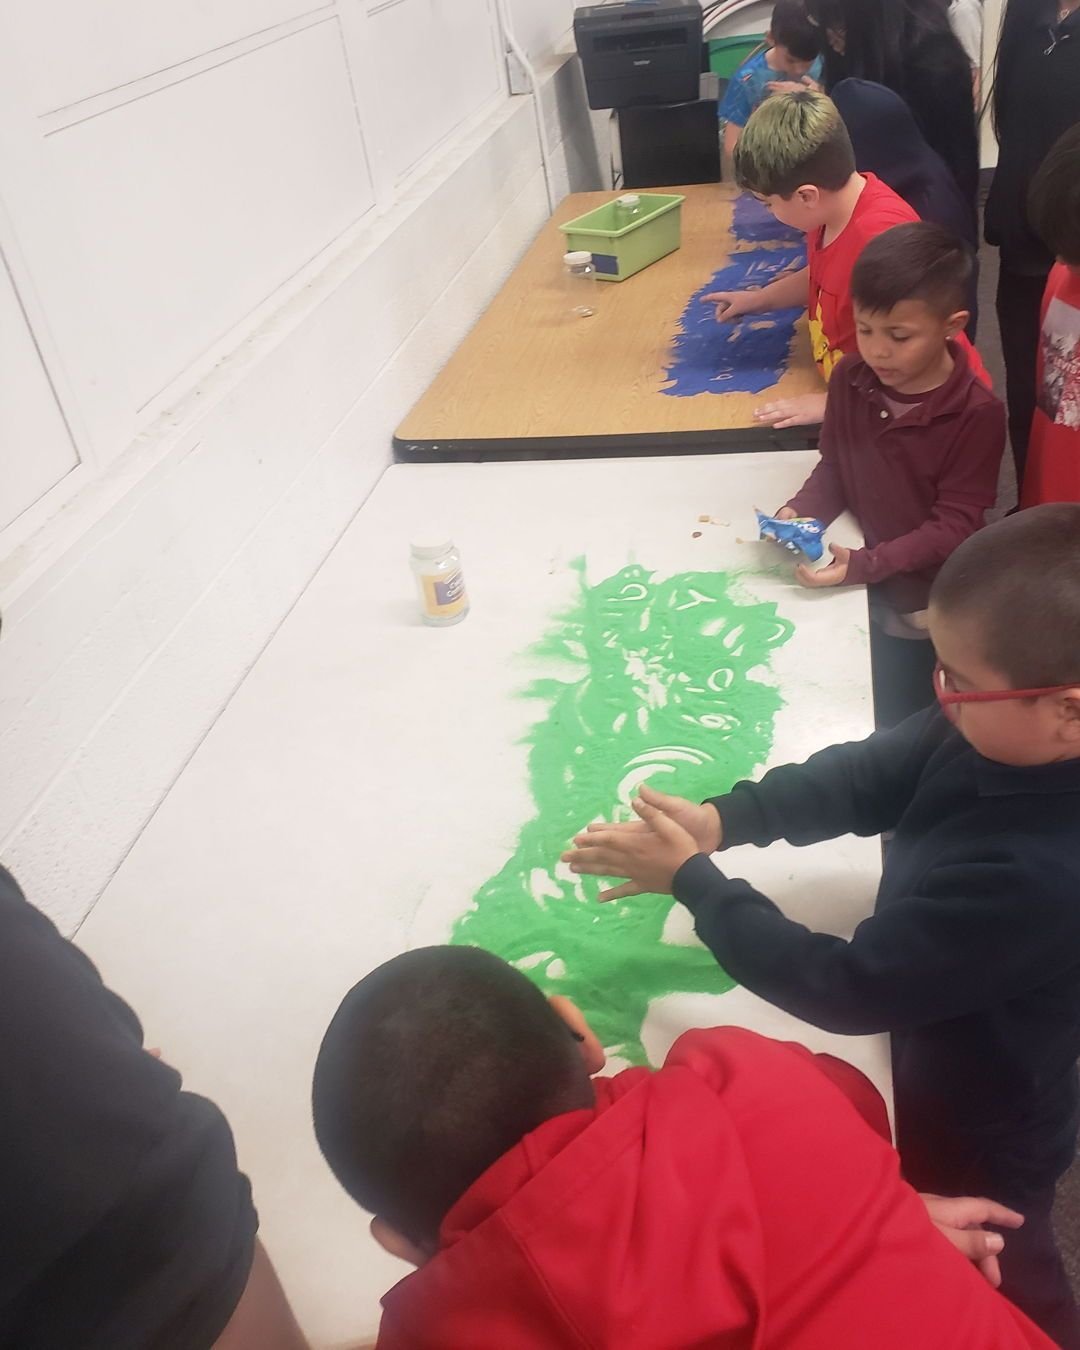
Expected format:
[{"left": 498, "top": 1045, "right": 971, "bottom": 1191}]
[{"left": 451, "top": 561, "right": 793, "bottom": 1065}]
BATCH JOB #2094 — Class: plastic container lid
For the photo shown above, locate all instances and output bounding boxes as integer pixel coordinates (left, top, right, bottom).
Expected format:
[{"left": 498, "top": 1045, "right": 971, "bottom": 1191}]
[
  {"left": 617, "top": 193, "right": 641, "bottom": 206},
  {"left": 563, "top": 250, "right": 592, "bottom": 265},
  {"left": 410, "top": 535, "right": 454, "bottom": 558}
]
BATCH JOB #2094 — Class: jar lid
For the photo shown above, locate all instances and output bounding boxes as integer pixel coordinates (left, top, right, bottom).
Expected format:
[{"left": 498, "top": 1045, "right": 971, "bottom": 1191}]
[
  {"left": 563, "top": 250, "right": 592, "bottom": 265},
  {"left": 410, "top": 536, "right": 453, "bottom": 558},
  {"left": 617, "top": 193, "right": 641, "bottom": 206}
]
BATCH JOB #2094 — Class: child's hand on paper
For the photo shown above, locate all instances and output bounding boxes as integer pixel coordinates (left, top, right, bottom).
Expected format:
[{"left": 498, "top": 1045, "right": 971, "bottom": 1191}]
[
  {"left": 753, "top": 393, "right": 828, "bottom": 428},
  {"left": 796, "top": 543, "right": 850, "bottom": 588},
  {"left": 703, "top": 289, "right": 761, "bottom": 323},
  {"left": 774, "top": 506, "right": 798, "bottom": 521},
  {"left": 563, "top": 786, "right": 721, "bottom": 903}
]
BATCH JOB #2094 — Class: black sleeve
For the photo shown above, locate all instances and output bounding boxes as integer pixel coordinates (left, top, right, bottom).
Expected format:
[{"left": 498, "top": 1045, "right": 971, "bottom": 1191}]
[
  {"left": 710, "top": 708, "right": 946, "bottom": 850},
  {"left": 905, "top": 35, "right": 981, "bottom": 208},
  {"left": 673, "top": 848, "right": 1080, "bottom": 1036},
  {"left": 0, "top": 866, "right": 257, "bottom": 1350}
]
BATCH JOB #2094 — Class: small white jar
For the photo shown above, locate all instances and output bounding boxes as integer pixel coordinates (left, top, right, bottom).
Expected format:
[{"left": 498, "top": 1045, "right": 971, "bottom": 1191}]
[
  {"left": 410, "top": 535, "right": 469, "bottom": 626},
  {"left": 614, "top": 192, "right": 642, "bottom": 226},
  {"left": 563, "top": 250, "right": 598, "bottom": 318}
]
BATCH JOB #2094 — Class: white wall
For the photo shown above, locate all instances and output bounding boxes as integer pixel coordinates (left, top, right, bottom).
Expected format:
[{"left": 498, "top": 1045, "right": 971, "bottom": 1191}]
[
  {"left": 508, "top": 0, "right": 575, "bottom": 62},
  {"left": 981, "top": 0, "right": 1004, "bottom": 170},
  {"left": 0, "top": 3, "right": 602, "bottom": 934}
]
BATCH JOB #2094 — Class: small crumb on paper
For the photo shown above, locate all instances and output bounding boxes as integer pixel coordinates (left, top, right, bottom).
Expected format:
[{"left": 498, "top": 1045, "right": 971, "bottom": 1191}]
[
  {"left": 697, "top": 514, "right": 711, "bottom": 523},
  {"left": 692, "top": 531, "right": 703, "bottom": 539}
]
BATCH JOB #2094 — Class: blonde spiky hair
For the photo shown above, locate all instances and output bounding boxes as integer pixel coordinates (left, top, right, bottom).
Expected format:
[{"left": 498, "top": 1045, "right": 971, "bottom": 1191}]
[{"left": 735, "top": 89, "right": 855, "bottom": 198}]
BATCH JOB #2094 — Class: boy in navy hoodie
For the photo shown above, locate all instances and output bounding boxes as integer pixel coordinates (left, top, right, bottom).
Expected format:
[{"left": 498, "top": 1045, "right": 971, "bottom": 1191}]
[{"left": 566, "top": 504, "right": 1080, "bottom": 1348}]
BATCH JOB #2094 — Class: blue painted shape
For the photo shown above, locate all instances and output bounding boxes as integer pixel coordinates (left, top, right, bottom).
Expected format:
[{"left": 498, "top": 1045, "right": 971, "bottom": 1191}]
[
  {"left": 661, "top": 244, "right": 806, "bottom": 397},
  {"left": 592, "top": 253, "right": 619, "bottom": 275},
  {"left": 731, "top": 192, "right": 804, "bottom": 245}
]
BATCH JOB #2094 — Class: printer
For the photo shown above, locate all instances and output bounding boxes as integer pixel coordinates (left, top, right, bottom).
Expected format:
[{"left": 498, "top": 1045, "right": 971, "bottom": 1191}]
[{"left": 574, "top": 1, "right": 704, "bottom": 110}]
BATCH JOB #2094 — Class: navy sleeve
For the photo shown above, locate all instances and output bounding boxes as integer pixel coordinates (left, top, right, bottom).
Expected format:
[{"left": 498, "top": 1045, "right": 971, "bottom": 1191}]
[
  {"left": 712, "top": 708, "right": 947, "bottom": 849},
  {"left": 673, "top": 849, "right": 1080, "bottom": 1035}
]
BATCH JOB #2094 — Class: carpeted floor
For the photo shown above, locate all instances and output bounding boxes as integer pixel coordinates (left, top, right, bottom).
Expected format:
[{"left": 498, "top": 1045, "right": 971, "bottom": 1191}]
[{"left": 975, "top": 205, "right": 1080, "bottom": 1295}]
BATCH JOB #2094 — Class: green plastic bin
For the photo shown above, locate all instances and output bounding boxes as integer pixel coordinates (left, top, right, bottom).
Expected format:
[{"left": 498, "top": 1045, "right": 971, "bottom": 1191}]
[
  {"left": 558, "top": 193, "right": 686, "bottom": 283},
  {"left": 707, "top": 34, "right": 767, "bottom": 79}
]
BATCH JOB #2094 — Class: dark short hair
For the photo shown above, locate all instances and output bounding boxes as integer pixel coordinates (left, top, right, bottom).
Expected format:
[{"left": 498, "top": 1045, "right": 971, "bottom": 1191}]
[
  {"left": 807, "top": 0, "right": 964, "bottom": 100},
  {"left": 771, "top": 0, "right": 819, "bottom": 62},
  {"left": 311, "top": 945, "right": 592, "bottom": 1245},
  {"left": 735, "top": 90, "right": 854, "bottom": 197},
  {"left": 930, "top": 505, "right": 1080, "bottom": 687},
  {"left": 1029, "top": 123, "right": 1080, "bottom": 267},
  {"left": 851, "top": 222, "right": 973, "bottom": 318}
]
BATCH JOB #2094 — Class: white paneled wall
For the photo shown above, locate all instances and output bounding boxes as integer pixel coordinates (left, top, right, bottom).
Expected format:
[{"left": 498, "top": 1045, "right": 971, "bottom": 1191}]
[
  {"left": 4, "top": 0, "right": 325, "bottom": 114},
  {"left": 48, "top": 18, "right": 377, "bottom": 420},
  {"left": 0, "top": 255, "right": 80, "bottom": 531},
  {"left": 507, "top": 0, "right": 575, "bottom": 62},
  {"left": 0, "top": 0, "right": 602, "bottom": 931},
  {"left": 361, "top": 0, "right": 503, "bottom": 184}
]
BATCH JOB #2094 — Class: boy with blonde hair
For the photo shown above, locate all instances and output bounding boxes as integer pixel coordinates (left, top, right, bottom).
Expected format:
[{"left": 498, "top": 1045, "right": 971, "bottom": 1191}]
[{"left": 706, "top": 90, "right": 988, "bottom": 428}]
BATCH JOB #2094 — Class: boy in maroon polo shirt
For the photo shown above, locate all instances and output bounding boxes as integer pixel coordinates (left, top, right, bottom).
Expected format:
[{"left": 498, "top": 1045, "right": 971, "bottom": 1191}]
[{"left": 776, "top": 221, "right": 1005, "bottom": 725}]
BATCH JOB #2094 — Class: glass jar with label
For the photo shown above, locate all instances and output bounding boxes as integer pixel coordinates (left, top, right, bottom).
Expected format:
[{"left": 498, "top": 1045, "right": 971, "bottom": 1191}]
[
  {"left": 411, "top": 536, "right": 469, "bottom": 626},
  {"left": 563, "top": 250, "right": 598, "bottom": 318}
]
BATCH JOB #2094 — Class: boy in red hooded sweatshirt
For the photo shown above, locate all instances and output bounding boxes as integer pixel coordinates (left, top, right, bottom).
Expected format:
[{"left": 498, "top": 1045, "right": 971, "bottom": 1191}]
[{"left": 312, "top": 945, "right": 1051, "bottom": 1350}]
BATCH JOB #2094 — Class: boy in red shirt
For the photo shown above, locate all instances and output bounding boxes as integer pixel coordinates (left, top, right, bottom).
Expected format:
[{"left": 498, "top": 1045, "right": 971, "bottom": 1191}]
[
  {"left": 706, "top": 90, "right": 989, "bottom": 429},
  {"left": 312, "top": 945, "right": 1052, "bottom": 1350},
  {"left": 1020, "top": 123, "right": 1080, "bottom": 508},
  {"left": 775, "top": 221, "right": 1005, "bottom": 726}
]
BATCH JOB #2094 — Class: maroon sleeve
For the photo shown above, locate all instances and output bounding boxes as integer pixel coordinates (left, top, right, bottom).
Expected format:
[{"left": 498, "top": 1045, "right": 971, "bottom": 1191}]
[
  {"left": 784, "top": 388, "right": 848, "bottom": 524},
  {"left": 844, "top": 398, "right": 1006, "bottom": 587}
]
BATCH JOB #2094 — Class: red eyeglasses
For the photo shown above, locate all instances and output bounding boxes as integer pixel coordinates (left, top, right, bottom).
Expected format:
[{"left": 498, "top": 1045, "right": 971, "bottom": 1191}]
[{"left": 934, "top": 663, "right": 1078, "bottom": 710}]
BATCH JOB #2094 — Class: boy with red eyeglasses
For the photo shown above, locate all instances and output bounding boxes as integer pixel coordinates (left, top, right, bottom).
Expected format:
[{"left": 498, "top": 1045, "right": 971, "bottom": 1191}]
[{"left": 565, "top": 504, "right": 1080, "bottom": 1349}]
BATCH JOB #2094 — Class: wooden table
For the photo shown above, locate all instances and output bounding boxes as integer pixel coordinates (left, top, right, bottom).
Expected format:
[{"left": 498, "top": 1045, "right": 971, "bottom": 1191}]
[
  {"left": 394, "top": 183, "right": 825, "bottom": 460},
  {"left": 78, "top": 454, "right": 881, "bottom": 1346}
]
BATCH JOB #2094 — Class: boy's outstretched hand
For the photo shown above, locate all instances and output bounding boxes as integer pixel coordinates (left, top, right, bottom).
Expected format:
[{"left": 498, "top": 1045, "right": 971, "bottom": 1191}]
[
  {"left": 562, "top": 786, "right": 722, "bottom": 903},
  {"left": 752, "top": 392, "right": 827, "bottom": 428},
  {"left": 703, "top": 290, "right": 761, "bottom": 323},
  {"left": 766, "top": 76, "right": 822, "bottom": 95}
]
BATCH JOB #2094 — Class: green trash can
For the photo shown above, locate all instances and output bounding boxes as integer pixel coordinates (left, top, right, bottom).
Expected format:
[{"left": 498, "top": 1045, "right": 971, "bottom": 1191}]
[
  {"left": 558, "top": 193, "right": 686, "bottom": 283},
  {"left": 707, "top": 34, "right": 766, "bottom": 79}
]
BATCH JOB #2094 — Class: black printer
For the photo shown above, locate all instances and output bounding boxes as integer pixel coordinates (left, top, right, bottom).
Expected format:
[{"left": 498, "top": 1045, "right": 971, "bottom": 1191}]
[{"left": 574, "top": 1, "right": 704, "bottom": 110}]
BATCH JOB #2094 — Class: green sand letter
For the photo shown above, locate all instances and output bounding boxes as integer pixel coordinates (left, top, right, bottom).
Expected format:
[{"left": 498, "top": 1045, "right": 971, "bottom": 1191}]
[{"left": 452, "top": 562, "right": 792, "bottom": 1065}]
